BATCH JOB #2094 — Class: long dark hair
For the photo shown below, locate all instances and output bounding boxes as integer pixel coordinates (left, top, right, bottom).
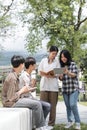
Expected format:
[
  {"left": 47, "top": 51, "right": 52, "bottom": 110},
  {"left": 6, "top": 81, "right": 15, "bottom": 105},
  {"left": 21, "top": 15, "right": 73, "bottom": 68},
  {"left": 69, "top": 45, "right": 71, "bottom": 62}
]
[{"left": 59, "top": 50, "right": 72, "bottom": 67}]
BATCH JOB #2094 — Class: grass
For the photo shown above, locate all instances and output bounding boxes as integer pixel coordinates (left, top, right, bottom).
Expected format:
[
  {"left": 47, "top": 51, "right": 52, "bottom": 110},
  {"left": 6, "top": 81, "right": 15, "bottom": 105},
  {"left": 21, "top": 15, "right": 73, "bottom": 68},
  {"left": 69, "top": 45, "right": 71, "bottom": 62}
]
[
  {"left": 53, "top": 123, "right": 87, "bottom": 130},
  {"left": 80, "top": 102, "right": 87, "bottom": 106}
]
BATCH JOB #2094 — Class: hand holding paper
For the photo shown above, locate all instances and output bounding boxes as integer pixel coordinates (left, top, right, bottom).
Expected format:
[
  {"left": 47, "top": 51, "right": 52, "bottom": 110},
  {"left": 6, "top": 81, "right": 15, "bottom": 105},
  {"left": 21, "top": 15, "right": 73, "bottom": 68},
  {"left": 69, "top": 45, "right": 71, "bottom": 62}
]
[{"left": 41, "top": 68, "right": 64, "bottom": 77}]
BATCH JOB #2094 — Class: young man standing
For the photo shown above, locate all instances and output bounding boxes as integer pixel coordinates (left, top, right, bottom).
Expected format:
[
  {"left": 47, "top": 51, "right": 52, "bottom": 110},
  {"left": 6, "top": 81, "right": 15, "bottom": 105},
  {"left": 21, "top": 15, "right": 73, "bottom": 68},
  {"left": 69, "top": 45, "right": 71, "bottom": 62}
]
[{"left": 1, "top": 55, "right": 51, "bottom": 130}]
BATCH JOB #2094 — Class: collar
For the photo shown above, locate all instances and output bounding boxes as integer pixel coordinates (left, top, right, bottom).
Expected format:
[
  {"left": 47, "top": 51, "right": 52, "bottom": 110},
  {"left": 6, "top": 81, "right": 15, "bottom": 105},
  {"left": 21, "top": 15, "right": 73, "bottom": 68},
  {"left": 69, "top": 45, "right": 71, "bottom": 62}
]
[{"left": 23, "top": 71, "right": 31, "bottom": 78}]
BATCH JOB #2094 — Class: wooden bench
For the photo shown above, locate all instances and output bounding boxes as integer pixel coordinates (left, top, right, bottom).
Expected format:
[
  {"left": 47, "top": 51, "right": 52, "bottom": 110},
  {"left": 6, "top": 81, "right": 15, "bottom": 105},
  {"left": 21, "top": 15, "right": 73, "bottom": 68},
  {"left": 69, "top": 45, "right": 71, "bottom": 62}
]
[{"left": 0, "top": 66, "right": 12, "bottom": 86}]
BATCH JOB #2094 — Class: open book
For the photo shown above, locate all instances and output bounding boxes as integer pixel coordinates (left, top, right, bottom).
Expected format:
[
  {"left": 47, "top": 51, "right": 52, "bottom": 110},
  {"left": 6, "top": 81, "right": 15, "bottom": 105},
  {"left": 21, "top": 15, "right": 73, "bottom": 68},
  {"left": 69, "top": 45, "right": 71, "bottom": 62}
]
[{"left": 42, "top": 68, "right": 64, "bottom": 76}]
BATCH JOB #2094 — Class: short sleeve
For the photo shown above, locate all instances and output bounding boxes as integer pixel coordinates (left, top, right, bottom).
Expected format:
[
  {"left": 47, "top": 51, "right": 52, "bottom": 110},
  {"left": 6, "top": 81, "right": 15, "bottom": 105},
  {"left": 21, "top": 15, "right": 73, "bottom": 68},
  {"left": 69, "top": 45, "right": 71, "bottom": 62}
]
[
  {"left": 71, "top": 62, "right": 78, "bottom": 75},
  {"left": 38, "top": 58, "right": 45, "bottom": 73}
]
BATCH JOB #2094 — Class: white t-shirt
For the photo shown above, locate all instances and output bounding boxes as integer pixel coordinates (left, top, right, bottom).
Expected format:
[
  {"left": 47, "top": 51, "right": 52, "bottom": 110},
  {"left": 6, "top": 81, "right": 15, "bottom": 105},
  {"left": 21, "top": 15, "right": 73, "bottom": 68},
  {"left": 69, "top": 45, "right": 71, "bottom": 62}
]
[
  {"left": 38, "top": 57, "right": 60, "bottom": 92},
  {"left": 19, "top": 71, "right": 36, "bottom": 98}
]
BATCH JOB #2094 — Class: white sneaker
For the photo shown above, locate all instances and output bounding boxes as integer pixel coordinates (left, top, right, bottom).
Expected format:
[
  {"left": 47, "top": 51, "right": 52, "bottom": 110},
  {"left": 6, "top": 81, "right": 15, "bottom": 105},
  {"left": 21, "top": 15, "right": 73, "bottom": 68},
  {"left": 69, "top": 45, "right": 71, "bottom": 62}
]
[
  {"left": 40, "top": 126, "right": 47, "bottom": 130},
  {"left": 36, "top": 128, "right": 40, "bottom": 130},
  {"left": 36, "top": 126, "right": 47, "bottom": 130},
  {"left": 39, "top": 125, "right": 53, "bottom": 130},
  {"left": 46, "top": 125, "right": 53, "bottom": 130},
  {"left": 75, "top": 123, "right": 81, "bottom": 130},
  {"left": 65, "top": 122, "right": 74, "bottom": 128}
]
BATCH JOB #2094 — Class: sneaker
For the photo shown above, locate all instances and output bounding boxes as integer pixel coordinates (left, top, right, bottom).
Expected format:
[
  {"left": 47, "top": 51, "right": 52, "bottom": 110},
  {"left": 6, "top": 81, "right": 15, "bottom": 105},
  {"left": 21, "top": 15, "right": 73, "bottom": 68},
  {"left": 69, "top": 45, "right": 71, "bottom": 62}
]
[
  {"left": 75, "top": 123, "right": 81, "bottom": 130},
  {"left": 39, "top": 125, "right": 53, "bottom": 130},
  {"left": 40, "top": 126, "right": 47, "bottom": 130},
  {"left": 46, "top": 125, "right": 53, "bottom": 130},
  {"left": 65, "top": 122, "right": 74, "bottom": 129},
  {"left": 36, "top": 126, "right": 47, "bottom": 130}
]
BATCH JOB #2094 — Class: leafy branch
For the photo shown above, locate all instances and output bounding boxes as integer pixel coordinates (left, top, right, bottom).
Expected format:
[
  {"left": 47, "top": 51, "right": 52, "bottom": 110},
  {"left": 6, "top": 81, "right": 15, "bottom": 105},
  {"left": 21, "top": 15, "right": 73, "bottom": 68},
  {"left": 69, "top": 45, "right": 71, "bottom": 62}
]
[
  {"left": 3, "top": 0, "right": 15, "bottom": 16},
  {"left": 74, "top": 0, "right": 87, "bottom": 31}
]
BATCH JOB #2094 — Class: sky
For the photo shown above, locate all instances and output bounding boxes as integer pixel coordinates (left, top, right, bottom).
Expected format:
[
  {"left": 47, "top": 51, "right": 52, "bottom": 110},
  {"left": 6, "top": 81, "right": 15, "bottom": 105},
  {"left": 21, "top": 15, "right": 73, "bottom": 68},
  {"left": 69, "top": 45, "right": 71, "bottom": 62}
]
[
  {"left": 0, "top": 27, "right": 48, "bottom": 52},
  {"left": 0, "top": 37, "right": 48, "bottom": 52},
  {"left": 2, "top": 39, "right": 25, "bottom": 51},
  {"left": 0, "top": 26, "right": 48, "bottom": 52},
  {"left": 0, "top": 27, "right": 27, "bottom": 51}
]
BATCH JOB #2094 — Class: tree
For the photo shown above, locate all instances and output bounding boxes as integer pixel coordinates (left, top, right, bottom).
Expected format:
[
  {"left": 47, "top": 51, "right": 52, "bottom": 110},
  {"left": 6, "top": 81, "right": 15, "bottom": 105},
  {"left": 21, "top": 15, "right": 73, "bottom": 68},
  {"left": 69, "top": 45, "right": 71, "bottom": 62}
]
[
  {"left": 0, "top": 0, "right": 15, "bottom": 37},
  {"left": 0, "top": 0, "right": 25, "bottom": 51},
  {"left": 80, "top": 49, "right": 87, "bottom": 72},
  {"left": 22, "top": 0, "right": 87, "bottom": 62}
]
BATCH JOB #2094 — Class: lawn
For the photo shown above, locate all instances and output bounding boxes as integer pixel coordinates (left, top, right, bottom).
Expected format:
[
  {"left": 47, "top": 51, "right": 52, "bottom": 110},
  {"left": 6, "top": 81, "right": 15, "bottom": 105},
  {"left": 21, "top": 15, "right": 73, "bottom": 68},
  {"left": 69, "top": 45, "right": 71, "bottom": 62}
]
[
  {"left": 80, "top": 102, "right": 87, "bottom": 106},
  {"left": 53, "top": 123, "right": 87, "bottom": 130}
]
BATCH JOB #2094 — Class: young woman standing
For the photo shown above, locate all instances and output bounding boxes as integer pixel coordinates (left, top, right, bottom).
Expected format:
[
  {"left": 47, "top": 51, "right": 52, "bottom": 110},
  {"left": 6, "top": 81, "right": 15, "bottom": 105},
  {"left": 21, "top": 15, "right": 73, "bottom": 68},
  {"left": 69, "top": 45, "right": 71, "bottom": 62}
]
[
  {"left": 59, "top": 50, "right": 81, "bottom": 130},
  {"left": 38, "top": 46, "right": 60, "bottom": 127}
]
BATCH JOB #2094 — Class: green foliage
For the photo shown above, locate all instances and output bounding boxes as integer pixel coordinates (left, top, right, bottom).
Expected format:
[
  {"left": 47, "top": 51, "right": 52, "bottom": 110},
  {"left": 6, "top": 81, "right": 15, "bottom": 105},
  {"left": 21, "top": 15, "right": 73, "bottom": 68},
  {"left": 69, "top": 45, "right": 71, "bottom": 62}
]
[
  {"left": 80, "top": 102, "right": 87, "bottom": 106},
  {"left": 0, "top": 1, "right": 16, "bottom": 37},
  {"left": 25, "top": 28, "right": 44, "bottom": 53},
  {"left": 36, "top": 82, "right": 40, "bottom": 94},
  {"left": 21, "top": 0, "right": 87, "bottom": 64},
  {"left": 80, "top": 50, "right": 87, "bottom": 76},
  {"left": 0, "top": 16, "right": 11, "bottom": 28}
]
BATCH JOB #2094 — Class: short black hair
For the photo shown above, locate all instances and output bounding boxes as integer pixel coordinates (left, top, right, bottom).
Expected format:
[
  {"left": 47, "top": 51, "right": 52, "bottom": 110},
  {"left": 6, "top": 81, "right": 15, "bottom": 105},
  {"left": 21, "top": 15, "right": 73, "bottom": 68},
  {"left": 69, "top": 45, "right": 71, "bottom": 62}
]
[
  {"left": 59, "top": 49, "right": 72, "bottom": 67},
  {"left": 11, "top": 55, "right": 25, "bottom": 68},
  {"left": 25, "top": 57, "right": 36, "bottom": 69},
  {"left": 49, "top": 45, "right": 58, "bottom": 53}
]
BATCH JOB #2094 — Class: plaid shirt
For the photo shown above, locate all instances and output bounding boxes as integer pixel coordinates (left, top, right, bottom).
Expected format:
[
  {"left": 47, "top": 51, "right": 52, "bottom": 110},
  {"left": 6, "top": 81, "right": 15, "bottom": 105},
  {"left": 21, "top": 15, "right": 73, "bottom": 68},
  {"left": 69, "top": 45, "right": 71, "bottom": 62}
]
[{"left": 62, "top": 62, "right": 79, "bottom": 94}]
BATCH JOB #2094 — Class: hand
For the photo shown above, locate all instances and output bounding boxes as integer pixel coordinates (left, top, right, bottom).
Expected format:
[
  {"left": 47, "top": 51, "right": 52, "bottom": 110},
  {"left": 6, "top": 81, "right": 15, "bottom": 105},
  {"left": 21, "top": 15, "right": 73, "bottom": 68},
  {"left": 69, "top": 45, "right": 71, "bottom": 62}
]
[
  {"left": 46, "top": 74, "right": 55, "bottom": 78},
  {"left": 29, "top": 87, "right": 37, "bottom": 92},
  {"left": 63, "top": 66, "right": 69, "bottom": 74},
  {"left": 31, "top": 79, "right": 36, "bottom": 87},
  {"left": 59, "top": 74, "right": 63, "bottom": 80},
  {"left": 18, "top": 86, "right": 29, "bottom": 95}
]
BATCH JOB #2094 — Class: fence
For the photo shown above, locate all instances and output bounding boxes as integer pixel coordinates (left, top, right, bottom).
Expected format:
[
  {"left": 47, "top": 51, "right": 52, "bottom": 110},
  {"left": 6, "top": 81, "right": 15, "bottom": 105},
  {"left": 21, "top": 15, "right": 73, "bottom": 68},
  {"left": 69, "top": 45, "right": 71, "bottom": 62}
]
[{"left": 0, "top": 66, "right": 12, "bottom": 86}]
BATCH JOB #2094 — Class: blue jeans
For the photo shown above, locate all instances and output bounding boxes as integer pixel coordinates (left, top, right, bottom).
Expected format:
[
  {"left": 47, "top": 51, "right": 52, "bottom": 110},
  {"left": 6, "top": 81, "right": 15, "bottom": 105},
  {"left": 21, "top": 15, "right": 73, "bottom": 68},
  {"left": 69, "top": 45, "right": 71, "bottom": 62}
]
[{"left": 63, "top": 90, "right": 80, "bottom": 123}]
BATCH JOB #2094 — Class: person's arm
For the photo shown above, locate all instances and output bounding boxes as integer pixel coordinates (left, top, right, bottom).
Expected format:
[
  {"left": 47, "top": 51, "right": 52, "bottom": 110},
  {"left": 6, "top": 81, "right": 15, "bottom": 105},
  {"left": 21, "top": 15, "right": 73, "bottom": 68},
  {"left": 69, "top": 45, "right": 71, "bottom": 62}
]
[
  {"left": 38, "top": 58, "right": 57, "bottom": 78},
  {"left": 17, "top": 86, "right": 31, "bottom": 97},
  {"left": 64, "top": 64, "right": 77, "bottom": 78},
  {"left": 66, "top": 70, "right": 76, "bottom": 77},
  {"left": 40, "top": 71, "right": 57, "bottom": 78},
  {"left": 38, "top": 58, "right": 48, "bottom": 77},
  {"left": 7, "top": 80, "right": 20, "bottom": 102},
  {"left": 19, "top": 75, "right": 36, "bottom": 94},
  {"left": 59, "top": 74, "right": 63, "bottom": 80},
  {"left": 31, "top": 78, "right": 37, "bottom": 87},
  {"left": 7, "top": 79, "right": 36, "bottom": 102}
]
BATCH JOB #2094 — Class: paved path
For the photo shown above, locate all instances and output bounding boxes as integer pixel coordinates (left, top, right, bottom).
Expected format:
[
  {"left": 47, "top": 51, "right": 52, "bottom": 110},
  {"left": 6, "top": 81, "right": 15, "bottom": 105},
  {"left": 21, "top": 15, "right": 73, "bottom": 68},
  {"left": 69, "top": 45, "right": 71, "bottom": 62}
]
[
  {"left": 37, "top": 95, "right": 87, "bottom": 125},
  {"left": 55, "top": 101, "right": 87, "bottom": 124}
]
